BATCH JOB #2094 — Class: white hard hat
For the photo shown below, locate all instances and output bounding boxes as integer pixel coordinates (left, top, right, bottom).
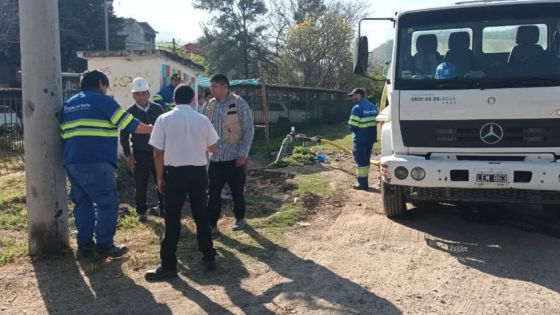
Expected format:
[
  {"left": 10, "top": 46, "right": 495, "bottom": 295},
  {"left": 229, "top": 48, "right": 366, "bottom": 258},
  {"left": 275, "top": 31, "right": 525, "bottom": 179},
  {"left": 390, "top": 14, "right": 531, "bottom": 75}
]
[{"left": 131, "top": 77, "right": 150, "bottom": 92}]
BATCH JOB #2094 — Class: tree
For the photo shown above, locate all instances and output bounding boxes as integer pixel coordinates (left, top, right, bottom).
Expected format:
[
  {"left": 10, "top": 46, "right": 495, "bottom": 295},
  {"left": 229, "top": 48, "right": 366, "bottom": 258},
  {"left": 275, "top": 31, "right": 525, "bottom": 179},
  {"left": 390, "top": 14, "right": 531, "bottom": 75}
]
[
  {"left": 194, "top": 0, "right": 270, "bottom": 79},
  {"left": 265, "top": 0, "right": 372, "bottom": 91},
  {"left": 58, "top": 0, "right": 125, "bottom": 71},
  {"left": 0, "top": 0, "right": 125, "bottom": 72}
]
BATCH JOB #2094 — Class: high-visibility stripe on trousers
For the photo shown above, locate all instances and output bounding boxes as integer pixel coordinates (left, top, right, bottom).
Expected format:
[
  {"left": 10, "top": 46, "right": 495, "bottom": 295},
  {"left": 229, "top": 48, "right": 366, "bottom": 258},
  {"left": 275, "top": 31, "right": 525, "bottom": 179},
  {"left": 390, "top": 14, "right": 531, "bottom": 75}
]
[{"left": 353, "top": 141, "right": 374, "bottom": 188}]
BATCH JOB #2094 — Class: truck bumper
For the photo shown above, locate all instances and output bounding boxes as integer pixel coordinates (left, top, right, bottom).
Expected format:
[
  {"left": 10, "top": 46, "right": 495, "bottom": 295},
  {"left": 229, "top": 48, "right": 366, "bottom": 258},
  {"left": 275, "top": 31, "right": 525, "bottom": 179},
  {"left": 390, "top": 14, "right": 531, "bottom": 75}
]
[{"left": 379, "top": 154, "right": 560, "bottom": 203}]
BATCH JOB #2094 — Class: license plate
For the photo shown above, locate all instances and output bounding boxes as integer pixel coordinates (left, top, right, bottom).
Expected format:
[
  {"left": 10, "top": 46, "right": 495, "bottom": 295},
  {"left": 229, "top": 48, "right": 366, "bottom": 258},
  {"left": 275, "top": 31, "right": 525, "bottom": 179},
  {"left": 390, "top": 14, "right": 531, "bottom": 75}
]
[{"left": 475, "top": 172, "right": 508, "bottom": 183}]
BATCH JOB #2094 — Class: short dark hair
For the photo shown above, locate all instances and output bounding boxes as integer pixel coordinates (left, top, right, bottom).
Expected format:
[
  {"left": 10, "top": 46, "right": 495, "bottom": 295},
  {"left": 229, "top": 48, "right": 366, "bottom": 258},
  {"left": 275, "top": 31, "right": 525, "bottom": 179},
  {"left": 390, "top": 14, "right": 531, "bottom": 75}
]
[
  {"left": 173, "top": 84, "right": 195, "bottom": 104},
  {"left": 80, "top": 70, "right": 109, "bottom": 90},
  {"left": 171, "top": 73, "right": 181, "bottom": 82},
  {"left": 210, "top": 73, "right": 230, "bottom": 87}
]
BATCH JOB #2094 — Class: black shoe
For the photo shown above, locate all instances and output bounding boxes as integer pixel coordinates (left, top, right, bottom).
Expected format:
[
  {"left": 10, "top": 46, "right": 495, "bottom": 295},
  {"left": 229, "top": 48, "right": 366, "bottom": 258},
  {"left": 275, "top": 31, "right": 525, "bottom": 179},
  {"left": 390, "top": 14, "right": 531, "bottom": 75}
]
[
  {"left": 232, "top": 219, "right": 246, "bottom": 231},
  {"left": 145, "top": 267, "right": 178, "bottom": 282},
  {"left": 148, "top": 207, "right": 158, "bottom": 216},
  {"left": 76, "top": 241, "right": 95, "bottom": 260},
  {"left": 203, "top": 259, "right": 216, "bottom": 271},
  {"left": 210, "top": 226, "right": 220, "bottom": 239},
  {"left": 352, "top": 184, "right": 369, "bottom": 191},
  {"left": 94, "top": 244, "right": 128, "bottom": 260}
]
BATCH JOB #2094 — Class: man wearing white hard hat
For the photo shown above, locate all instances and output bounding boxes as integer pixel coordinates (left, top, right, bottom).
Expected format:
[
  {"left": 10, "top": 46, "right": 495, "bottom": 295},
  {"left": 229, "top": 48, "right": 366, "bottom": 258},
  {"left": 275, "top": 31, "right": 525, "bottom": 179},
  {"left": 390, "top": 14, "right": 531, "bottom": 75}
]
[{"left": 120, "top": 77, "right": 165, "bottom": 221}]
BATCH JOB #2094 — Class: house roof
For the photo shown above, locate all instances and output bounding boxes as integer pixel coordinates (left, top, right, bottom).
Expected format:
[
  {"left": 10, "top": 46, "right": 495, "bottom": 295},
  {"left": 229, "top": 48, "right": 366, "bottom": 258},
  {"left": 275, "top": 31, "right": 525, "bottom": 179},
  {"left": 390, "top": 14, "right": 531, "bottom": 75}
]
[{"left": 77, "top": 50, "right": 205, "bottom": 72}]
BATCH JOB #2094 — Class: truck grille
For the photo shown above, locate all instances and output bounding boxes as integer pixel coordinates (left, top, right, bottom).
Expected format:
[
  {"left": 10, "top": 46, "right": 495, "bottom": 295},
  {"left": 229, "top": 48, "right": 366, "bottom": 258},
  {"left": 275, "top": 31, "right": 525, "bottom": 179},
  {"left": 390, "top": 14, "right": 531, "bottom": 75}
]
[{"left": 401, "top": 119, "right": 560, "bottom": 148}]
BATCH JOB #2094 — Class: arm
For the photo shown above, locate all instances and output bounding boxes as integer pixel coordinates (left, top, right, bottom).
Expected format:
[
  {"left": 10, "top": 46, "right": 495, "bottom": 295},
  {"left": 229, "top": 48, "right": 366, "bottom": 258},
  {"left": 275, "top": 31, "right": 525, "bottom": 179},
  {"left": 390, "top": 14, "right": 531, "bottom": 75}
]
[
  {"left": 348, "top": 105, "right": 360, "bottom": 133},
  {"left": 206, "top": 118, "right": 219, "bottom": 155},
  {"left": 134, "top": 123, "right": 153, "bottom": 134},
  {"left": 119, "top": 129, "right": 135, "bottom": 166},
  {"left": 236, "top": 98, "right": 254, "bottom": 166},
  {"left": 207, "top": 143, "right": 218, "bottom": 154},
  {"left": 153, "top": 148, "right": 165, "bottom": 194},
  {"left": 149, "top": 116, "right": 166, "bottom": 194}
]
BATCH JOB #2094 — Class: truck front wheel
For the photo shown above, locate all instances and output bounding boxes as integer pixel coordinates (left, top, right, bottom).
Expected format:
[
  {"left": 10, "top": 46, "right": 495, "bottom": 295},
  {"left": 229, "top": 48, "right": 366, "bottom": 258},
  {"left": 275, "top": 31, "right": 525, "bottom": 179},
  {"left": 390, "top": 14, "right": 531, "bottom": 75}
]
[{"left": 382, "top": 182, "right": 407, "bottom": 218}]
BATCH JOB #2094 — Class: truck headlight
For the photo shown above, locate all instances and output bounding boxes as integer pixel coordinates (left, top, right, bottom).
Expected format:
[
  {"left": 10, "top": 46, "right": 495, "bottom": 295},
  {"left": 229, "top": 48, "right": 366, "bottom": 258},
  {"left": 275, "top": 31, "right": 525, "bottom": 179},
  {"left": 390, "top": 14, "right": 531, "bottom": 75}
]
[
  {"left": 411, "top": 167, "right": 426, "bottom": 181},
  {"left": 394, "top": 166, "right": 408, "bottom": 180}
]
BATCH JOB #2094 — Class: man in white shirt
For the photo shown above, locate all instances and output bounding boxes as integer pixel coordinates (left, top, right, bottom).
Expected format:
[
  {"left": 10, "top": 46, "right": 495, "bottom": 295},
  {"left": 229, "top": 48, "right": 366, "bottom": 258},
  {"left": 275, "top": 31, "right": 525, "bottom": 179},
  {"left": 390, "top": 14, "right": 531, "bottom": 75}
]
[{"left": 145, "top": 84, "right": 219, "bottom": 281}]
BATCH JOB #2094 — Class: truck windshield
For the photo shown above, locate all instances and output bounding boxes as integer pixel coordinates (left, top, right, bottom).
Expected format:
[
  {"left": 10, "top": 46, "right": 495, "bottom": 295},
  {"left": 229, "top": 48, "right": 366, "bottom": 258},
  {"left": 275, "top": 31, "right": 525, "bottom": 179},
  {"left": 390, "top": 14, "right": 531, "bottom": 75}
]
[{"left": 395, "top": 2, "right": 560, "bottom": 90}]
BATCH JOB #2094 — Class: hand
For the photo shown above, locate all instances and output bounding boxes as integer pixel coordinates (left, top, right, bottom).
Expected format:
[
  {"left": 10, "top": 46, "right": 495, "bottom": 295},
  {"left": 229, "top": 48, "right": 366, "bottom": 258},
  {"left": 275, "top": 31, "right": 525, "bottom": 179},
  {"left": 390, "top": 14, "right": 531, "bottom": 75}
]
[
  {"left": 157, "top": 178, "right": 166, "bottom": 195},
  {"left": 235, "top": 156, "right": 248, "bottom": 167},
  {"left": 126, "top": 155, "right": 136, "bottom": 166}
]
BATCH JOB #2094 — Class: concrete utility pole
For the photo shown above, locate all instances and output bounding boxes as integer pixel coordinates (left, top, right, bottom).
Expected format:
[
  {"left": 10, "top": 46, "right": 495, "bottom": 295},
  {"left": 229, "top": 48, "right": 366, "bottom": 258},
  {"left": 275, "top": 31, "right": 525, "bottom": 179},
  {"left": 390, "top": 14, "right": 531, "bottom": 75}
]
[
  {"left": 104, "top": 0, "right": 110, "bottom": 51},
  {"left": 19, "top": 0, "right": 69, "bottom": 255}
]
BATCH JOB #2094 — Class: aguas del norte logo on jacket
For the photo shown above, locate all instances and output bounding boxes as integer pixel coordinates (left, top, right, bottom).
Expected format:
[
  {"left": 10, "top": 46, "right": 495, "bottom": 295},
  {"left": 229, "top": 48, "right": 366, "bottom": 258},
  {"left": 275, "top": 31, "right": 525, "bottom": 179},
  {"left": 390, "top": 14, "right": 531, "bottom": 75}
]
[{"left": 64, "top": 103, "right": 92, "bottom": 113}]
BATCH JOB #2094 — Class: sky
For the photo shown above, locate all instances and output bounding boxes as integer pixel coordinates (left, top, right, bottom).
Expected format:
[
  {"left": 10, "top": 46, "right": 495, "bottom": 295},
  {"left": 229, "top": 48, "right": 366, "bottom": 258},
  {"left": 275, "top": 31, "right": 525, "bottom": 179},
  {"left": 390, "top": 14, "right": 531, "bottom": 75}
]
[{"left": 113, "top": 0, "right": 459, "bottom": 45}]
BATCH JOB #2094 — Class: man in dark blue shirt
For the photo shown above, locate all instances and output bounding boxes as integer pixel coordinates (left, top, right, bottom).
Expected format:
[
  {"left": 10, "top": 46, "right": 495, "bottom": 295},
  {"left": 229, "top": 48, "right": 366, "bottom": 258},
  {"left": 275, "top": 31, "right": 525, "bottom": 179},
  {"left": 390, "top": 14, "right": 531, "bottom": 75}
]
[
  {"left": 153, "top": 73, "right": 180, "bottom": 111},
  {"left": 348, "top": 88, "right": 378, "bottom": 190},
  {"left": 60, "top": 70, "right": 153, "bottom": 260}
]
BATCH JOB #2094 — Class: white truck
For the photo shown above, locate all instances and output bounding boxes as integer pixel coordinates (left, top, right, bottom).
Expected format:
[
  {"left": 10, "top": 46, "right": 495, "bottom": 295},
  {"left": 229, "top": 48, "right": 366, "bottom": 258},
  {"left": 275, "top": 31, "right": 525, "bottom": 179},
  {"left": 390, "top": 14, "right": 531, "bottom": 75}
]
[{"left": 354, "top": 0, "right": 560, "bottom": 217}]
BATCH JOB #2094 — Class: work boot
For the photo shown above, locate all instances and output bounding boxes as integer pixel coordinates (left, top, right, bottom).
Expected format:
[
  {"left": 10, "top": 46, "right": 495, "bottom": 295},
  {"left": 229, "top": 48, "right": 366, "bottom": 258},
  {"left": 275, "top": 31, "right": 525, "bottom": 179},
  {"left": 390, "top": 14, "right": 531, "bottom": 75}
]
[
  {"left": 352, "top": 184, "right": 369, "bottom": 191},
  {"left": 76, "top": 241, "right": 95, "bottom": 260},
  {"left": 94, "top": 244, "right": 128, "bottom": 260},
  {"left": 145, "top": 267, "right": 178, "bottom": 282},
  {"left": 232, "top": 219, "right": 246, "bottom": 231}
]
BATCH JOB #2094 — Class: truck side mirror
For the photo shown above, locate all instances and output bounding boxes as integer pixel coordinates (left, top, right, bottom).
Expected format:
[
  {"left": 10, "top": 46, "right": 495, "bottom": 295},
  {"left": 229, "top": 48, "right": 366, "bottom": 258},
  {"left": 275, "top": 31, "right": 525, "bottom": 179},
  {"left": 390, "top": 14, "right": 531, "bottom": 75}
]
[{"left": 353, "top": 36, "right": 369, "bottom": 75}]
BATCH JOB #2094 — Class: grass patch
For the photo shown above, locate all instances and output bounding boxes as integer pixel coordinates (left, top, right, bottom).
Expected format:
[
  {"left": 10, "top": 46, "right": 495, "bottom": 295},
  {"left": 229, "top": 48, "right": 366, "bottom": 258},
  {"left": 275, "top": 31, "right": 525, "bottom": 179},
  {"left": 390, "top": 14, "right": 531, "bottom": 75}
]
[
  {"left": 293, "top": 174, "right": 330, "bottom": 197},
  {"left": 0, "top": 209, "right": 26, "bottom": 229},
  {"left": 0, "top": 237, "right": 27, "bottom": 266},
  {"left": 0, "top": 172, "right": 26, "bottom": 206},
  {"left": 253, "top": 203, "right": 307, "bottom": 228},
  {"left": 118, "top": 207, "right": 142, "bottom": 230}
]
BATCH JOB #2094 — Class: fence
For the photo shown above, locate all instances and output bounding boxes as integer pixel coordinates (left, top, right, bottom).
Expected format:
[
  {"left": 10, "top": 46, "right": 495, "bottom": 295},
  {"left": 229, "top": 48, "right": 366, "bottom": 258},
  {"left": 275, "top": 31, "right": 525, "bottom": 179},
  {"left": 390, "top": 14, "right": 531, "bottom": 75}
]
[
  {"left": 232, "top": 84, "right": 351, "bottom": 138},
  {"left": 0, "top": 89, "right": 23, "bottom": 152},
  {"left": 1, "top": 77, "right": 352, "bottom": 152},
  {"left": 0, "top": 74, "right": 80, "bottom": 153}
]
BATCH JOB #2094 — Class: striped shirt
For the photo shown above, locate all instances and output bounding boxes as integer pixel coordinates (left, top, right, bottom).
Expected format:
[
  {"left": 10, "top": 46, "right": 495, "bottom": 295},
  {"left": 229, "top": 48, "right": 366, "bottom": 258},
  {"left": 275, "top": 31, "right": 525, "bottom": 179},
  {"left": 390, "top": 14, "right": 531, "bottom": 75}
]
[{"left": 208, "top": 94, "right": 254, "bottom": 162}]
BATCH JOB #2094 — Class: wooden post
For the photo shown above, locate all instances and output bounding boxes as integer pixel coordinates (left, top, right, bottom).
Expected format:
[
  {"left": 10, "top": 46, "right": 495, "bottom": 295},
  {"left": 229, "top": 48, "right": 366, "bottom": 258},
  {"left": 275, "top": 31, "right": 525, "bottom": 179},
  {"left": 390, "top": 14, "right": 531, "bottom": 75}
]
[{"left": 258, "top": 62, "right": 270, "bottom": 149}]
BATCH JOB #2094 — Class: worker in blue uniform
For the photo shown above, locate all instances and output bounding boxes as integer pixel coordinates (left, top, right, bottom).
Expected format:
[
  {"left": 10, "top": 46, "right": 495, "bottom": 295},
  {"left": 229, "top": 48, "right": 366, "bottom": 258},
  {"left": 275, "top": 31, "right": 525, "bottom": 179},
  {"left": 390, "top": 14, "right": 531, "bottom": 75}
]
[
  {"left": 153, "top": 73, "right": 180, "bottom": 111},
  {"left": 60, "top": 70, "right": 154, "bottom": 260},
  {"left": 348, "top": 88, "right": 377, "bottom": 191}
]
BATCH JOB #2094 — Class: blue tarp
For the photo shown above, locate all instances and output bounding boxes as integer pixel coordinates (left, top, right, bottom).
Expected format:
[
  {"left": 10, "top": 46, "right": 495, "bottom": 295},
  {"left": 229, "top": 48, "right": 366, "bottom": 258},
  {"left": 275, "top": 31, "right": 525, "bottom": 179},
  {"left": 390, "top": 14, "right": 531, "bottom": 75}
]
[{"left": 197, "top": 76, "right": 260, "bottom": 88}]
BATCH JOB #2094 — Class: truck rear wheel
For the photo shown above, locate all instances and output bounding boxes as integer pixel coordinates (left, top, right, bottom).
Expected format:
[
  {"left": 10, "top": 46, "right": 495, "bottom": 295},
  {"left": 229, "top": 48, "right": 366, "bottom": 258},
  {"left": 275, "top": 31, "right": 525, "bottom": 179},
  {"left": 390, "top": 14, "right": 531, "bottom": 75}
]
[{"left": 382, "top": 182, "right": 407, "bottom": 218}]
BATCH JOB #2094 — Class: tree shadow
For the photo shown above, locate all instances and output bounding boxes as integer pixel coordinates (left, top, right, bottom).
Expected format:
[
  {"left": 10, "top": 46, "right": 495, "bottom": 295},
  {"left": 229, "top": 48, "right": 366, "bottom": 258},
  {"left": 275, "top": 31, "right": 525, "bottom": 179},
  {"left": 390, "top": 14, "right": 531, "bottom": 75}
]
[
  {"left": 397, "top": 204, "right": 560, "bottom": 293},
  {"left": 176, "top": 224, "right": 401, "bottom": 314},
  {"left": 33, "top": 254, "right": 171, "bottom": 314}
]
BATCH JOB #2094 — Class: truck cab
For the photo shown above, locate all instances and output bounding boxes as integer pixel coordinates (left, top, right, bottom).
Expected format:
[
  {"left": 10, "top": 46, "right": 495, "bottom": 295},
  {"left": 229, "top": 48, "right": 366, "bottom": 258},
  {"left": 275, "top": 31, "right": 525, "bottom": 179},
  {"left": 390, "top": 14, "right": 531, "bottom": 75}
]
[{"left": 355, "top": 0, "right": 560, "bottom": 217}]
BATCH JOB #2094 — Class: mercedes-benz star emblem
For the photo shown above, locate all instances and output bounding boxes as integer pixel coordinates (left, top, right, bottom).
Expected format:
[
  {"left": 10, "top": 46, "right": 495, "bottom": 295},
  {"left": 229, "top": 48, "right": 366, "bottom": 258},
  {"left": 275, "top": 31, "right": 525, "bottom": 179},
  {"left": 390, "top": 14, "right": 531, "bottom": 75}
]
[{"left": 480, "top": 123, "right": 504, "bottom": 144}]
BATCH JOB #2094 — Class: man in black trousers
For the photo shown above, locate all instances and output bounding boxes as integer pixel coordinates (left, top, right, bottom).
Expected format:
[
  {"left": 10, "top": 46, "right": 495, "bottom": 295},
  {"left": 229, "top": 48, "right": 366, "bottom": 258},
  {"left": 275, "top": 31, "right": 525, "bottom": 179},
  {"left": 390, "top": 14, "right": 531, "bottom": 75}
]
[
  {"left": 120, "top": 77, "right": 165, "bottom": 222},
  {"left": 145, "top": 84, "right": 219, "bottom": 281}
]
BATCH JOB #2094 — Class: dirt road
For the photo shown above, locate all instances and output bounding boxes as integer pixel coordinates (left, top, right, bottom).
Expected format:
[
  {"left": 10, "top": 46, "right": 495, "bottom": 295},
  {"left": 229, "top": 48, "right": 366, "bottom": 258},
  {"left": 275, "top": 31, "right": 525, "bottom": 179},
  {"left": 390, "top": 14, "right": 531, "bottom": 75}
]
[{"left": 1, "top": 166, "right": 560, "bottom": 314}]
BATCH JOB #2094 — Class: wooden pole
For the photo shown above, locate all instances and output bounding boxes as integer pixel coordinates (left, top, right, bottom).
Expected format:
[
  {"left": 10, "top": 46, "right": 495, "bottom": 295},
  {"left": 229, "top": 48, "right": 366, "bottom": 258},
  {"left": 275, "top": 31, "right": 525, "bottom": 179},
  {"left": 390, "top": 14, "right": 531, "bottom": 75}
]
[
  {"left": 258, "top": 62, "right": 270, "bottom": 149},
  {"left": 19, "top": 0, "right": 69, "bottom": 255}
]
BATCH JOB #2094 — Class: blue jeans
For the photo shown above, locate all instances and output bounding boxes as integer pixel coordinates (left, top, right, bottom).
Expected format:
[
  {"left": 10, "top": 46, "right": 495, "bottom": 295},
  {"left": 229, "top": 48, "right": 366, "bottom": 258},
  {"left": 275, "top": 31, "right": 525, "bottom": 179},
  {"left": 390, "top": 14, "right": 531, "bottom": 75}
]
[
  {"left": 353, "top": 141, "right": 375, "bottom": 188},
  {"left": 65, "top": 162, "right": 119, "bottom": 248}
]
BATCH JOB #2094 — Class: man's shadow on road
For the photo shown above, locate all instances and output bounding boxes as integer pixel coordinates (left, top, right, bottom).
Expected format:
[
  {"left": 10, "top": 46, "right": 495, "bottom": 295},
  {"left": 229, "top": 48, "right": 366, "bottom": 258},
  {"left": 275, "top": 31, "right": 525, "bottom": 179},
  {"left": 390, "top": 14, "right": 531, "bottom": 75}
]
[
  {"left": 33, "top": 254, "right": 171, "bottom": 314},
  {"left": 174, "top": 224, "right": 401, "bottom": 314}
]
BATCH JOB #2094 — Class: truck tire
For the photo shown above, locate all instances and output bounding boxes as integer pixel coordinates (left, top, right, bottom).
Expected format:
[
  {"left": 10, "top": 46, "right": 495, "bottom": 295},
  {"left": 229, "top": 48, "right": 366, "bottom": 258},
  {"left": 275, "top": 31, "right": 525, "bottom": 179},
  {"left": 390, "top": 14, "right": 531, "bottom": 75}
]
[{"left": 382, "top": 182, "right": 407, "bottom": 218}]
